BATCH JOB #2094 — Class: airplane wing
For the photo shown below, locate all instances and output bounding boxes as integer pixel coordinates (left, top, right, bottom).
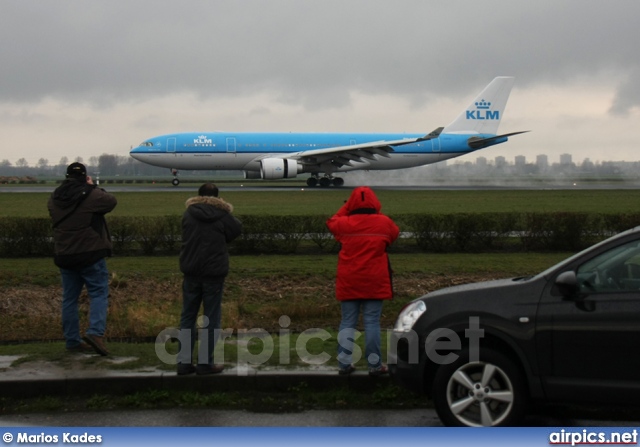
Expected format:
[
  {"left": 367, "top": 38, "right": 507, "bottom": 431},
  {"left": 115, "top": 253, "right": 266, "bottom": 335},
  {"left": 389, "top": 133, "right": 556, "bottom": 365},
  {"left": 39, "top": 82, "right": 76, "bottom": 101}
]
[{"left": 273, "top": 128, "right": 444, "bottom": 169}]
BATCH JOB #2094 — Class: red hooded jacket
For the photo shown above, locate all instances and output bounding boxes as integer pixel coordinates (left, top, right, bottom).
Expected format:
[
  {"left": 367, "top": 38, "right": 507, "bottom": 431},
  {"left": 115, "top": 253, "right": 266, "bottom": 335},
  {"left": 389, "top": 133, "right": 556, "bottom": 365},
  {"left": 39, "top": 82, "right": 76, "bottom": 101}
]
[{"left": 326, "top": 186, "right": 400, "bottom": 301}]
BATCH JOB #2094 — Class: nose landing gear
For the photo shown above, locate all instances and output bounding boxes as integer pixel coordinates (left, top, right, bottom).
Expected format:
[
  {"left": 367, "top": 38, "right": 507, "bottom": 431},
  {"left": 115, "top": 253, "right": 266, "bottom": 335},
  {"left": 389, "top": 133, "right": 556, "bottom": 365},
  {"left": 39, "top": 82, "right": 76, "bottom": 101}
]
[{"left": 171, "top": 169, "right": 180, "bottom": 186}]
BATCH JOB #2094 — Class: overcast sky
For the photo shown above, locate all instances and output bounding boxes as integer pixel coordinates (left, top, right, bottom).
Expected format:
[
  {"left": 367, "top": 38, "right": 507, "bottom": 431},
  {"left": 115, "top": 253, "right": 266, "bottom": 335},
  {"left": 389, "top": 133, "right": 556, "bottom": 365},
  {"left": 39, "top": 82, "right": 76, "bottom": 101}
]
[{"left": 1, "top": 0, "right": 639, "bottom": 169}]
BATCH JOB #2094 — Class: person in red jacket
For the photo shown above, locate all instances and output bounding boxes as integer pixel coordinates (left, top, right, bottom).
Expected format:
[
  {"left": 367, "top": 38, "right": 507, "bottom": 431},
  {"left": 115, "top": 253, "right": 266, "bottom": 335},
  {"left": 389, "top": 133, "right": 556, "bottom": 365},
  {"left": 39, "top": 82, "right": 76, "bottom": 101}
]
[{"left": 326, "top": 186, "right": 399, "bottom": 376}]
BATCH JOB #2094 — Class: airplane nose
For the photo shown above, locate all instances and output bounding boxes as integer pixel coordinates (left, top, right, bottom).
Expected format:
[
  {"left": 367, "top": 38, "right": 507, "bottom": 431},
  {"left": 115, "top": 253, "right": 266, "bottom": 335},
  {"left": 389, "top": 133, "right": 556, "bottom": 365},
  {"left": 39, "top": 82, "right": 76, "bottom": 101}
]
[
  {"left": 129, "top": 145, "right": 144, "bottom": 160},
  {"left": 130, "top": 140, "right": 152, "bottom": 154}
]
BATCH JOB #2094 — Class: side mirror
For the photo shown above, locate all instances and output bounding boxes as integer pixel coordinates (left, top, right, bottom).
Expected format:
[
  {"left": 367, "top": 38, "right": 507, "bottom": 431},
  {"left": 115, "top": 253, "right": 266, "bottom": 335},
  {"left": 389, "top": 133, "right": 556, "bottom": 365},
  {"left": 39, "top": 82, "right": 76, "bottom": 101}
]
[{"left": 555, "top": 271, "right": 579, "bottom": 298}]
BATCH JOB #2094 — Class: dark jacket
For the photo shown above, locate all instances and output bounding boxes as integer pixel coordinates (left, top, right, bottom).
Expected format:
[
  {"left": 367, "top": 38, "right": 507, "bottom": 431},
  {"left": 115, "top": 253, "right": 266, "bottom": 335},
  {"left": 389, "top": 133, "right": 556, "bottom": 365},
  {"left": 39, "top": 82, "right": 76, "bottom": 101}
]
[
  {"left": 179, "top": 196, "right": 242, "bottom": 281},
  {"left": 47, "top": 179, "right": 117, "bottom": 269},
  {"left": 326, "top": 186, "right": 399, "bottom": 301}
]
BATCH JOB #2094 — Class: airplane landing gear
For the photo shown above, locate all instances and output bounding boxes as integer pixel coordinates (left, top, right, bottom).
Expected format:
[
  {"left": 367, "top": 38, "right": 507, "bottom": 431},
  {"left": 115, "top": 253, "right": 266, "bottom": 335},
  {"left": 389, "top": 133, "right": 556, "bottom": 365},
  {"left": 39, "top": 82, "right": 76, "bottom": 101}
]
[
  {"left": 306, "top": 175, "right": 344, "bottom": 187},
  {"left": 171, "top": 169, "right": 180, "bottom": 186}
]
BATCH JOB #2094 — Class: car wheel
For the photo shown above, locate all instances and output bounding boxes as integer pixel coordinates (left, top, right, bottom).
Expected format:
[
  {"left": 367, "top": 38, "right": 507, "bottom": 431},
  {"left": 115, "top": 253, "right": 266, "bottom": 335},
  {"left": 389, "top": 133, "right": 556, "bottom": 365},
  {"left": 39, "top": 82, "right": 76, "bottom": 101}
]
[{"left": 432, "top": 347, "right": 528, "bottom": 427}]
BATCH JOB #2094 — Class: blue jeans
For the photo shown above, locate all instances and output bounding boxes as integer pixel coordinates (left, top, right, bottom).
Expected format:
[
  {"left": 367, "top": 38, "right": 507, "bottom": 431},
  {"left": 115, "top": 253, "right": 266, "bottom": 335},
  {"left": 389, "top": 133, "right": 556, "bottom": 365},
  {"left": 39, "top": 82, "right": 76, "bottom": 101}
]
[
  {"left": 177, "top": 277, "right": 223, "bottom": 366},
  {"left": 60, "top": 258, "right": 109, "bottom": 349},
  {"left": 337, "top": 299, "right": 384, "bottom": 370}
]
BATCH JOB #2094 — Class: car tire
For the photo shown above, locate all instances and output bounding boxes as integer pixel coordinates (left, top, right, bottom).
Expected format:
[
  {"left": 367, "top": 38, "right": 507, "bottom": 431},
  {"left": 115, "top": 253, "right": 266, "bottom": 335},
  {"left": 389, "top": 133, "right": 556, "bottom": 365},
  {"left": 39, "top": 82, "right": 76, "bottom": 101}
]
[{"left": 431, "top": 347, "right": 528, "bottom": 427}]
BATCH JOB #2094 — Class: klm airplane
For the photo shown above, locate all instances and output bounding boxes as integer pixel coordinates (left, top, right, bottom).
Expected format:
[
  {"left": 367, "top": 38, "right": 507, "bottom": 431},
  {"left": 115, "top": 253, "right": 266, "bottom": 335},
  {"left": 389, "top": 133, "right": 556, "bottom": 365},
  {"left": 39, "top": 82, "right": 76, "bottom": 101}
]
[{"left": 130, "top": 77, "right": 527, "bottom": 187}]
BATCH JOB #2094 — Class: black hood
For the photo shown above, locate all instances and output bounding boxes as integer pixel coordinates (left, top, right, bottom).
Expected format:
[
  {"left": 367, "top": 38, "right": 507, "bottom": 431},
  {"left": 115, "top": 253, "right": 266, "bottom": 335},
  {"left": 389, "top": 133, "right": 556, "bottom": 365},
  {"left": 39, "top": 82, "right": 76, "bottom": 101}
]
[{"left": 51, "top": 179, "right": 93, "bottom": 209}]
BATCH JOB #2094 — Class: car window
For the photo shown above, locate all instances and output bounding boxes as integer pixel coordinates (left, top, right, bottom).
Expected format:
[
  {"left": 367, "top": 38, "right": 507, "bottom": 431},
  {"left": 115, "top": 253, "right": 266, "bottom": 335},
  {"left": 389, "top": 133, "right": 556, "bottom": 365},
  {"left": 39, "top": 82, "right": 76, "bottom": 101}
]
[{"left": 577, "top": 240, "right": 640, "bottom": 293}]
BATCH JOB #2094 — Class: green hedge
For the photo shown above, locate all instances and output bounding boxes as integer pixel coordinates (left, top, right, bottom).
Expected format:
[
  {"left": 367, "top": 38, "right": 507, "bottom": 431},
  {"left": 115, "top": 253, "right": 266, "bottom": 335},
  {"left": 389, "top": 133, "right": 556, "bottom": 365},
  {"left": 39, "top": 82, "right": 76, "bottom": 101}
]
[
  {"left": 0, "top": 217, "right": 53, "bottom": 257},
  {"left": 2, "top": 212, "right": 640, "bottom": 257}
]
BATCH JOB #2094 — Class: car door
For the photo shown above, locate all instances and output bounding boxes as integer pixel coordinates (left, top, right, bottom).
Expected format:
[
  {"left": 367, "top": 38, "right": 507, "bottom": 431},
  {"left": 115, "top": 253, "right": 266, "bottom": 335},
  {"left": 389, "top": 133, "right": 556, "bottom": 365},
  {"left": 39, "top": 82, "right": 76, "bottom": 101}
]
[{"left": 535, "top": 238, "right": 640, "bottom": 404}]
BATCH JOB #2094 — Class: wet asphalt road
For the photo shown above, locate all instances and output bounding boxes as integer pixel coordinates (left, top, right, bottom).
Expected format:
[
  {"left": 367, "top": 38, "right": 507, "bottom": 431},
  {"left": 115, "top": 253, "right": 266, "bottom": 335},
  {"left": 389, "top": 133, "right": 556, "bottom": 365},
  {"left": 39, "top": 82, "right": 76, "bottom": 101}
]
[
  {"left": 1, "top": 408, "right": 436, "bottom": 427},
  {"left": 1, "top": 408, "right": 638, "bottom": 427}
]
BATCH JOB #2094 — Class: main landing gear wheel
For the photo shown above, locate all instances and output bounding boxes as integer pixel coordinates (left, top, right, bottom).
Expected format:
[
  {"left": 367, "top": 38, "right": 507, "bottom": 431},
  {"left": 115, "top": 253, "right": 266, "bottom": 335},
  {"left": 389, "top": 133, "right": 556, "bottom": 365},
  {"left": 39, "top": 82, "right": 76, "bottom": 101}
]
[{"left": 307, "top": 176, "right": 344, "bottom": 187}]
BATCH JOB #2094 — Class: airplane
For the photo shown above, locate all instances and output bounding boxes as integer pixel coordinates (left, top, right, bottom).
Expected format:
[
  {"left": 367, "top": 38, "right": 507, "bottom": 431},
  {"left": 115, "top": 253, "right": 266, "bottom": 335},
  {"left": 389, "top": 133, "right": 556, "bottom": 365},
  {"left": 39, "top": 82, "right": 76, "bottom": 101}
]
[{"left": 129, "top": 76, "right": 528, "bottom": 187}]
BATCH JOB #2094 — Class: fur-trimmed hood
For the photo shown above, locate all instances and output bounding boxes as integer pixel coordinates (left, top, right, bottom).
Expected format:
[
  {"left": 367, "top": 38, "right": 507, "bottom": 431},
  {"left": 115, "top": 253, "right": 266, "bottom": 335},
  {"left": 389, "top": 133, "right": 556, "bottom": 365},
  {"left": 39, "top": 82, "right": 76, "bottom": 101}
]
[
  {"left": 185, "top": 196, "right": 234, "bottom": 223},
  {"left": 186, "top": 196, "right": 233, "bottom": 212}
]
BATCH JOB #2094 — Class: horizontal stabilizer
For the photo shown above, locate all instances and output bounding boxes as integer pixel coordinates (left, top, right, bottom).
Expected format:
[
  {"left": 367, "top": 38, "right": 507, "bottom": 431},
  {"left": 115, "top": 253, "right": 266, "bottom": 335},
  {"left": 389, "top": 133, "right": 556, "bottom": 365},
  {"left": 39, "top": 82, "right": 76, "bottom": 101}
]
[{"left": 467, "top": 131, "right": 530, "bottom": 149}]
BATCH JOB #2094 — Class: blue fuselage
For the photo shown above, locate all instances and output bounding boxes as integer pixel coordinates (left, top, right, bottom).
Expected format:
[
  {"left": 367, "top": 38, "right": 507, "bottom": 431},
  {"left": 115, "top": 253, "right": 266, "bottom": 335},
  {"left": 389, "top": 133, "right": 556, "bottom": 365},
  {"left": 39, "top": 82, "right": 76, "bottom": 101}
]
[{"left": 130, "top": 131, "right": 501, "bottom": 173}]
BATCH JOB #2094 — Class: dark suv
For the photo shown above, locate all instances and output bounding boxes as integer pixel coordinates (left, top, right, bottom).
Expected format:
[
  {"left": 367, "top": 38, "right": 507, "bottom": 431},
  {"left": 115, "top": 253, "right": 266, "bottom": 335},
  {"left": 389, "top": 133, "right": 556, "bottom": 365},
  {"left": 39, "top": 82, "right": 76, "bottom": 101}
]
[{"left": 389, "top": 227, "right": 640, "bottom": 427}]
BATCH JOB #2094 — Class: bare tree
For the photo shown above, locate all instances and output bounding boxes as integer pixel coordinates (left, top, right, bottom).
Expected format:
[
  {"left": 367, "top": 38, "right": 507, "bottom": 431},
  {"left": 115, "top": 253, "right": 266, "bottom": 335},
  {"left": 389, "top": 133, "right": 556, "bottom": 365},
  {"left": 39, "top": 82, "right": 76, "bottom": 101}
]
[{"left": 98, "top": 154, "right": 118, "bottom": 176}]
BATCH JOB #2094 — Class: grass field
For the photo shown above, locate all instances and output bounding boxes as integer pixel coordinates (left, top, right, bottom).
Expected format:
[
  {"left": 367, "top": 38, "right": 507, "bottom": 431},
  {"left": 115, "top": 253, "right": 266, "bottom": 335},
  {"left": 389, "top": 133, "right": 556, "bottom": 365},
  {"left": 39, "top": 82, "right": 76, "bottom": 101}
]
[
  {"left": 0, "top": 185, "right": 626, "bottom": 418},
  {"left": 2, "top": 185, "right": 639, "bottom": 416},
  {"left": 0, "top": 186, "right": 629, "bottom": 343},
  {"left": 0, "top": 251, "right": 569, "bottom": 387},
  {"left": 3, "top": 188, "right": 640, "bottom": 217},
  {"left": 0, "top": 185, "right": 631, "bottom": 380},
  {"left": 0, "top": 251, "right": 570, "bottom": 344}
]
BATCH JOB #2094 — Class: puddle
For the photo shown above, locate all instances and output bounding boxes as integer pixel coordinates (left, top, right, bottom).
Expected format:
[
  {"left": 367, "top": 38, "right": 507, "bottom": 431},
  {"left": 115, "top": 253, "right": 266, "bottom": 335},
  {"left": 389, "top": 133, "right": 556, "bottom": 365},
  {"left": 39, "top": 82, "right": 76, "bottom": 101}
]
[
  {"left": 0, "top": 354, "right": 338, "bottom": 380},
  {"left": 104, "top": 356, "right": 138, "bottom": 365},
  {"left": 0, "top": 355, "right": 26, "bottom": 369}
]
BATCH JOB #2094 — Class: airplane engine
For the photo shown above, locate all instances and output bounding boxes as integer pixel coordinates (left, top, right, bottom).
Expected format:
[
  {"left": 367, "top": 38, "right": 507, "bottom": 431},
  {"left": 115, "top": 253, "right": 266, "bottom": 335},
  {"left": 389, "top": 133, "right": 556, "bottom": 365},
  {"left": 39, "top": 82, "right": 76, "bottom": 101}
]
[
  {"left": 260, "top": 158, "right": 300, "bottom": 179},
  {"left": 243, "top": 170, "right": 262, "bottom": 179}
]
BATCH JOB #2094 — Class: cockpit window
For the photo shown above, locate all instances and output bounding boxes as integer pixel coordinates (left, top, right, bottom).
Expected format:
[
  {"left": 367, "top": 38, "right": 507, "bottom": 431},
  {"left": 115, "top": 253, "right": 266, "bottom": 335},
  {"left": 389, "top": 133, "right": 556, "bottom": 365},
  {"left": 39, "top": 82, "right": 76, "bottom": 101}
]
[{"left": 139, "top": 141, "right": 153, "bottom": 147}]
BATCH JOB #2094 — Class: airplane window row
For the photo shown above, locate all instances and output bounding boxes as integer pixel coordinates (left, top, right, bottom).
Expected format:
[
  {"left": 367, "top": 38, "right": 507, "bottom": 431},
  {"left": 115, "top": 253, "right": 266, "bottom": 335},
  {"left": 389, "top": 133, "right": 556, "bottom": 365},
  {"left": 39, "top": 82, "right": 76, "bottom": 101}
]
[{"left": 178, "top": 143, "right": 338, "bottom": 148}]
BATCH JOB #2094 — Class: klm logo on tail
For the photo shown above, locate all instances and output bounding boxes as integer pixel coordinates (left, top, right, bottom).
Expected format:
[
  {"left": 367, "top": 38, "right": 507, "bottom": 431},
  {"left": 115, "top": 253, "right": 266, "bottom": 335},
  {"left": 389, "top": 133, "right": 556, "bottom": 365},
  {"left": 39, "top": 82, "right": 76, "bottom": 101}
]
[{"left": 466, "top": 99, "right": 499, "bottom": 120}]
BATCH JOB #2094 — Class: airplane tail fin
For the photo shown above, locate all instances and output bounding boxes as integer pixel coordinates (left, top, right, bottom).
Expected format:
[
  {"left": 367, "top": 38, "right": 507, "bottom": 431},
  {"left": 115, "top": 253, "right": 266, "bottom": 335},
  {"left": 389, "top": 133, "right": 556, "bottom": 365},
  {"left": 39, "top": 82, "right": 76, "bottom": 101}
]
[{"left": 442, "top": 76, "right": 515, "bottom": 135}]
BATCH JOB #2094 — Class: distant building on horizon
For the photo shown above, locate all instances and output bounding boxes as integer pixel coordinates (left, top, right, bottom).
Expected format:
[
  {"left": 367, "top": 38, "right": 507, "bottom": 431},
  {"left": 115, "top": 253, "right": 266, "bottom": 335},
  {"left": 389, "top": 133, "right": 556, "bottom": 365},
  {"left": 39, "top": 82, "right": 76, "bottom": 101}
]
[{"left": 536, "top": 154, "right": 549, "bottom": 170}]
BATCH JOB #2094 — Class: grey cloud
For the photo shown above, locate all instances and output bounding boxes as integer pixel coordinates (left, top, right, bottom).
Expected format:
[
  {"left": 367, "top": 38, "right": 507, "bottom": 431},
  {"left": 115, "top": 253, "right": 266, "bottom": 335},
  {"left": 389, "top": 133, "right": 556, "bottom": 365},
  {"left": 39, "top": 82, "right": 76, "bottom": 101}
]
[
  {"left": 1, "top": 0, "right": 640, "bottom": 110},
  {"left": 609, "top": 69, "right": 640, "bottom": 116}
]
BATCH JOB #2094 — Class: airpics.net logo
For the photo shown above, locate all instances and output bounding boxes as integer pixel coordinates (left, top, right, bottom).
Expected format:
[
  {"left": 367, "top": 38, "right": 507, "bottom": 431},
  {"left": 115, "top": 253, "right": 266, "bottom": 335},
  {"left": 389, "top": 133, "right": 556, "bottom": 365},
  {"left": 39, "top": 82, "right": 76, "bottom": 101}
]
[
  {"left": 466, "top": 98, "right": 500, "bottom": 120},
  {"left": 153, "top": 315, "right": 485, "bottom": 375}
]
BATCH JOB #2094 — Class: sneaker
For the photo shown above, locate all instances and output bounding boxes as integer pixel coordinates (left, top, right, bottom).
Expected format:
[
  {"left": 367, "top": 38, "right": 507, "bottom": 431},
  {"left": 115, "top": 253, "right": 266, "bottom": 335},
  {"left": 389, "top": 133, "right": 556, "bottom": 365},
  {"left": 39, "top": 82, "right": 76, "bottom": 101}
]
[
  {"left": 196, "top": 364, "right": 224, "bottom": 375},
  {"left": 338, "top": 364, "right": 356, "bottom": 375},
  {"left": 66, "top": 342, "right": 94, "bottom": 354},
  {"left": 177, "top": 364, "right": 196, "bottom": 376},
  {"left": 369, "top": 364, "right": 389, "bottom": 377},
  {"left": 82, "top": 334, "right": 109, "bottom": 356}
]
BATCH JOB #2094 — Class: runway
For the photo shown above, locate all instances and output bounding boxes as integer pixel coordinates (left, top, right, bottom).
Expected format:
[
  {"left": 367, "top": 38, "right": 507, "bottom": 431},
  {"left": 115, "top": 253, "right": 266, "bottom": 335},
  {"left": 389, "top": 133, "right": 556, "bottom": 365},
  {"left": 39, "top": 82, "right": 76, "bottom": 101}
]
[{"left": 3, "top": 181, "right": 640, "bottom": 193}]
